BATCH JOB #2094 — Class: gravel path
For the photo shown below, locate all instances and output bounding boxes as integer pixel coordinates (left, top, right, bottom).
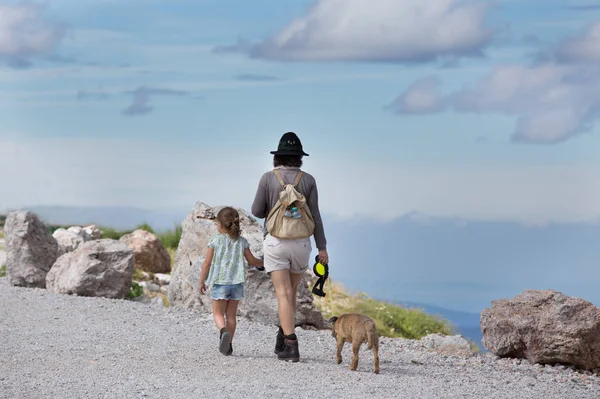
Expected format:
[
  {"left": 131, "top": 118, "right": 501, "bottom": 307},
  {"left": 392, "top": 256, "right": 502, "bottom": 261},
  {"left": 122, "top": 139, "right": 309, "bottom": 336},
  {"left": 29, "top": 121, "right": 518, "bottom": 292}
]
[{"left": 1, "top": 277, "right": 599, "bottom": 399}]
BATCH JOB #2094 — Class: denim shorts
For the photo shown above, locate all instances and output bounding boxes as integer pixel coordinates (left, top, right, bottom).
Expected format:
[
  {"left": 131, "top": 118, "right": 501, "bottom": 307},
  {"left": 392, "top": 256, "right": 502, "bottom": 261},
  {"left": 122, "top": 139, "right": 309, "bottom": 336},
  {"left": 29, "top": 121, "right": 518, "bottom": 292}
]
[{"left": 211, "top": 283, "right": 245, "bottom": 300}]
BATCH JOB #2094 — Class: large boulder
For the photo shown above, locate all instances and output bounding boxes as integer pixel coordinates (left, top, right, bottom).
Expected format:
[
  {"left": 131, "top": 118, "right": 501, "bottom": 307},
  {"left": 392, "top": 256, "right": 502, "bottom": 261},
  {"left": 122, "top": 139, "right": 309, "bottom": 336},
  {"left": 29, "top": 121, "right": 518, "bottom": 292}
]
[
  {"left": 4, "top": 210, "right": 58, "bottom": 288},
  {"left": 481, "top": 289, "right": 600, "bottom": 370},
  {"left": 119, "top": 229, "right": 171, "bottom": 273},
  {"left": 53, "top": 226, "right": 92, "bottom": 256},
  {"left": 46, "top": 239, "right": 134, "bottom": 299},
  {"left": 168, "top": 202, "right": 326, "bottom": 329}
]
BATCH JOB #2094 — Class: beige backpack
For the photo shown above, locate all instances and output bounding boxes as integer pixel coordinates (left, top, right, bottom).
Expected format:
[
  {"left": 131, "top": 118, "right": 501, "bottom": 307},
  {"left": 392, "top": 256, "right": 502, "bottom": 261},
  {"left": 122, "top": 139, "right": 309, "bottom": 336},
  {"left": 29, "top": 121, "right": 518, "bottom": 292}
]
[{"left": 265, "top": 170, "right": 315, "bottom": 239}]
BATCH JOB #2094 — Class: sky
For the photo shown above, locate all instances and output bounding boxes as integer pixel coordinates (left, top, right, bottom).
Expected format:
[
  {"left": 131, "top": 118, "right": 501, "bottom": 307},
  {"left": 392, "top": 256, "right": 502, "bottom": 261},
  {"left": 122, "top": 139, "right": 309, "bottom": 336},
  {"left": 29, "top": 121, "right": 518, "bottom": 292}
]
[
  {"left": 2, "top": 0, "right": 600, "bottom": 319},
  {"left": 1, "top": 0, "right": 600, "bottom": 224}
]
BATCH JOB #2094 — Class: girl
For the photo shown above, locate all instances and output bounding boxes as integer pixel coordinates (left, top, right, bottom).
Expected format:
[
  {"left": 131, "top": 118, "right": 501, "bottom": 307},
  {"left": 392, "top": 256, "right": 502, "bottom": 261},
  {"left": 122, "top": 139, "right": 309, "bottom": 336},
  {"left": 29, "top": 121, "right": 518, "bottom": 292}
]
[{"left": 198, "top": 206, "right": 264, "bottom": 356}]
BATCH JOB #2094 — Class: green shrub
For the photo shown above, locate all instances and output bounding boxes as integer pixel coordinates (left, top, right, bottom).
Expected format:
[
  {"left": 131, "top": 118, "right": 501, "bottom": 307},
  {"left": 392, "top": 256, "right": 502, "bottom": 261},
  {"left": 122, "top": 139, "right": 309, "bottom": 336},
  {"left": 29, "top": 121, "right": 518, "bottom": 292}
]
[
  {"left": 158, "top": 225, "right": 182, "bottom": 249},
  {"left": 0, "top": 265, "right": 6, "bottom": 278},
  {"left": 100, "top": 227, "right": 131, "bottom": 240},
  {"left": 127, "top": 281, "right": 144, "bottom": 299}
]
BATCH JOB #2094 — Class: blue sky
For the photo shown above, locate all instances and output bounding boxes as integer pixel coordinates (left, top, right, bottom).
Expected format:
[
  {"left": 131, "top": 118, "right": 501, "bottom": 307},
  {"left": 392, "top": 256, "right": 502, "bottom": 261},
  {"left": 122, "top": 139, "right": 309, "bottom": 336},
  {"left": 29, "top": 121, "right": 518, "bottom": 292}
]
[{"left": 2, "top": 0, "right": 600, "bottom": 224}]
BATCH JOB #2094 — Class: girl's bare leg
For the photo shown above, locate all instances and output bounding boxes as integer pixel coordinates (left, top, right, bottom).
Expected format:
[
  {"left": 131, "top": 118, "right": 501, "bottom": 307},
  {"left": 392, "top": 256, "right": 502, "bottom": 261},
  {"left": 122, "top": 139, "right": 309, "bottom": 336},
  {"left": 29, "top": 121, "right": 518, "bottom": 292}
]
[
  {"left": 225, "top": 300, "right": 240, "bottom": 339},
  {"left": 212, "top": 300, "right": 227, "bottom": 330}
]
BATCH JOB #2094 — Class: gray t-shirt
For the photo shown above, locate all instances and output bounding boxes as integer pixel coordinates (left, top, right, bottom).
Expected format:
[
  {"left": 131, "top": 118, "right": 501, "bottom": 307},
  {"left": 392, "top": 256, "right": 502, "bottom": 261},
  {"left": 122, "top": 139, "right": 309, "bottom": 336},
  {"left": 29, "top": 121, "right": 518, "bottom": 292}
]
[{"left": 251, "top": 167, "right": 327, "bottom": 250}]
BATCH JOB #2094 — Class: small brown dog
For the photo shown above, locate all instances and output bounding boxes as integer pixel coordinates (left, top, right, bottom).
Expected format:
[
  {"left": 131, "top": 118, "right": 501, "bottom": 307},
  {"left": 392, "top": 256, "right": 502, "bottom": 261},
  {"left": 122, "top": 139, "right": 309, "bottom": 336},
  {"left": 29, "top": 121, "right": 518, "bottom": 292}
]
[{"left": 328, "top": 313, "right": 380, "bottom": 374}]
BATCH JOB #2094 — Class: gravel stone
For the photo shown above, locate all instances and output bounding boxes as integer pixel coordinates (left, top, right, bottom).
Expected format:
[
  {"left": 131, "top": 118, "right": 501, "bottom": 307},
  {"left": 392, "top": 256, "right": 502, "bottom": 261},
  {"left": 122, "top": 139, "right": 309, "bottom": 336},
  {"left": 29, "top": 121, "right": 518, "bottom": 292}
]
[{"left": 1, "top": 277, "right": 599, "bottom": 399}]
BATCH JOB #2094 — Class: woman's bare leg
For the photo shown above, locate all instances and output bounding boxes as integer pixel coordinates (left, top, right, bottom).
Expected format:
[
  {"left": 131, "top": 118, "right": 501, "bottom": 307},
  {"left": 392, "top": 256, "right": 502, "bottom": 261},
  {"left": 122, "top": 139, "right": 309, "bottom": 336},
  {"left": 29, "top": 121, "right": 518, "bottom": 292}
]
[{"left": 270, "top": 270, "right": 295, "bottom": 335}]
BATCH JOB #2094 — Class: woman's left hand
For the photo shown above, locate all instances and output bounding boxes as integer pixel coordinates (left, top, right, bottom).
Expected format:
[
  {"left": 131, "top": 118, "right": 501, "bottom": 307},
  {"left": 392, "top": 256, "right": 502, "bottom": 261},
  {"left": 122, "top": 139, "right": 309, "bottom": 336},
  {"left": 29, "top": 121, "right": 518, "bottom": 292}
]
[{"left": 318, "top": 249, "right": 329, "bottom": 265}]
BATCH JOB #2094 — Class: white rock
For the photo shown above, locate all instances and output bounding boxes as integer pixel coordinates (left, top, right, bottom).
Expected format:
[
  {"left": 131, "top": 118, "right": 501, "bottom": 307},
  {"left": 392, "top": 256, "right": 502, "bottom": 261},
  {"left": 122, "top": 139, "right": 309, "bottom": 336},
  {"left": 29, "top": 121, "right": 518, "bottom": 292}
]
[
  {"left": 153, "top": 273, "right": 171, "bottom": 286},
  {"left": 168, "top": 201, "right": 326, "bottom": 329},
  {"left": 146, "top": 282, "right": 160, "bottom": 292},
  {"left": 53, "top": 227, "right": 91, "bottom": 256},
  {"left": 46, "top": 239, "right": 134, "bottom": 299},
  {"left": 5, "top": 210, "right": 58, "bottom": 288},
  {"left": 421, "top": 334, "right": 475, "bottom": 357},
  {"left": 83, "top": 225, "right": 101, "bottom": 240}
]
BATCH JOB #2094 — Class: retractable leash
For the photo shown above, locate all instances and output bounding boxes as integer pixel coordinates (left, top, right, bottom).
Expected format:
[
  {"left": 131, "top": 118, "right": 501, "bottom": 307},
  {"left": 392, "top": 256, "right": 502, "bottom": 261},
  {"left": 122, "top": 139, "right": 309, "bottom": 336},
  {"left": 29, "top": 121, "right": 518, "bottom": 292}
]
[
  {"left": 312, "top": 255, "right": 329, "bottom": 297},
  {"left": 312, "top": 255, "right": 335, "bottom": 314}
]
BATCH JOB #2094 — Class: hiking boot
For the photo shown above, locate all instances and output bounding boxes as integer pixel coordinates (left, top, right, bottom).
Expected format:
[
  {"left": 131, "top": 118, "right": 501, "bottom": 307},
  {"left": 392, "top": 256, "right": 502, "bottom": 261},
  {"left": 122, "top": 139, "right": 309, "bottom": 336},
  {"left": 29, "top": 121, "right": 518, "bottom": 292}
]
[
  {"left": 277, "top": 338, "right": 300, "bottom": 362},
  {"left": 219, "top": 327, "right": 232, "bottom": 355},
  {"left": 274, "top": 327, "right": 285, "bottom": 354}
]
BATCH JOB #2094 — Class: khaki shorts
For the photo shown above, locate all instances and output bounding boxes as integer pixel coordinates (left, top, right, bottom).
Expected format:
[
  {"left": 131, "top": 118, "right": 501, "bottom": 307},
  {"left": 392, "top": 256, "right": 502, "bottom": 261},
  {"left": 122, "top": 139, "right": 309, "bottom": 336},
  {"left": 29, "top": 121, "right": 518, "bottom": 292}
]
[{"left": 263, "top": 234, "right": 312, "bottom": 274}]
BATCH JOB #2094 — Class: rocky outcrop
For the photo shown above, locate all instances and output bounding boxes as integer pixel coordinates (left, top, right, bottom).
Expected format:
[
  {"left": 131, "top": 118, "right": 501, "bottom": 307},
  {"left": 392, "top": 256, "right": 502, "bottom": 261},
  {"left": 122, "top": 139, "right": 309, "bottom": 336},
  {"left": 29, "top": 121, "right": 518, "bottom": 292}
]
[
  {"left": 46, "top": 239, "right": 134, "bottom": 299},
  {"left": 83, "top": 225, "right": 101, "bottom": 240},
  {"left": 4, "top": 210, "right": 58, "bottom": 288},
  {"left": 168, "top": 202, "right": 325, "bottom": 329},
  {"left": 119, "top": 229, "right": 171, "bottom": 273},
  {"left": 481, "top": 289, "right": 600, "bottom": 370},
  {"left": 53, "top": 226, "right": 92, "bottom": 256}
]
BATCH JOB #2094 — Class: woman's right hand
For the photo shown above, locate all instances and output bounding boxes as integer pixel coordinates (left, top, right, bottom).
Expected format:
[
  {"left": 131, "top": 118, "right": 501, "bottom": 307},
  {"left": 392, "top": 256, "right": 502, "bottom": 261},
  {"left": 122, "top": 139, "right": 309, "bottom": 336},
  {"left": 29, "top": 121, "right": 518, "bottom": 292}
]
[{"left": 318, "top": 250, "right": 329, "bottom": 265}]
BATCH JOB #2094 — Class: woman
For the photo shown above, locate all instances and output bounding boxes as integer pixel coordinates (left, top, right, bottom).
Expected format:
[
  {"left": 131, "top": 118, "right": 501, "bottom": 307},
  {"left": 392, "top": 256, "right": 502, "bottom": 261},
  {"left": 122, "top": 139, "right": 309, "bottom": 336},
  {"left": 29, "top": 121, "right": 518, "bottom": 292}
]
[{"left": 251, "top": 132, "right": 329, "bottom": 362}]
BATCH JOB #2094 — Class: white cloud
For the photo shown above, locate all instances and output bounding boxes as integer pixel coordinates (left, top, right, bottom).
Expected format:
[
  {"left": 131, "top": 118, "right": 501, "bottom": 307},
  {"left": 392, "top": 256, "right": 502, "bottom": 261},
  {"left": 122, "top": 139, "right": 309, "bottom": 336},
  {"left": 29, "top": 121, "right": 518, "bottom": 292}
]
[
  {"left": 222, "top": 0, "right": 494, "bottom": 63},
  {"left": 1, "top": 139, "right": 600, "bottom": 224},
  {"left": 554, "top": 21, "right": 600, "bottom": 63},
  {"left": 393, "top": 63, "right": 600, "bottom": 143},
  {"left": 387, "top": 76, "right": 446, "bottom": 114},
  {"left": 0, "top": 3, "right": 65, "bottom": 65}
]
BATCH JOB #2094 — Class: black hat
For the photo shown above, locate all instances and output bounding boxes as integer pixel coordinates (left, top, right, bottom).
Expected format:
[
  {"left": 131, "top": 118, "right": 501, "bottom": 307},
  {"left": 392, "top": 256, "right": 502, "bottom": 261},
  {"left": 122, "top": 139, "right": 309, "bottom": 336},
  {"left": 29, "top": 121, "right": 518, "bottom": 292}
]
[{"left": 270, "top": 132, "right": 309, "bottom": 156}]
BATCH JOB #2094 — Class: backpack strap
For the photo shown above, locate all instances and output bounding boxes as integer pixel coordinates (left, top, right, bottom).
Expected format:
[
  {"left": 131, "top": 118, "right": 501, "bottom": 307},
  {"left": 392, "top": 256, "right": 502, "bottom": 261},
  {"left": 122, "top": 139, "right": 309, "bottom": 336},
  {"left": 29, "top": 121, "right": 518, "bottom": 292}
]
[
  {"left": 292, "top": 171, "right": 304, "bottom": 187},
  {"left": 273, "top": 169, "right": 286, "bottom": 187},
  {"left": 273, "top": 169, "right": 304, "bottom": 188}
]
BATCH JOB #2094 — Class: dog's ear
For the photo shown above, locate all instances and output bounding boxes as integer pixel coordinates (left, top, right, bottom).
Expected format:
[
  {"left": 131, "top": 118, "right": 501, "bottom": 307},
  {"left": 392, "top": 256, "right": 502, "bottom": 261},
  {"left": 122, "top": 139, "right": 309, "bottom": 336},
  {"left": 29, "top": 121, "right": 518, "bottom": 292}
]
[{"left": 327, "top": 316, "right": 338, "bottom": 323}]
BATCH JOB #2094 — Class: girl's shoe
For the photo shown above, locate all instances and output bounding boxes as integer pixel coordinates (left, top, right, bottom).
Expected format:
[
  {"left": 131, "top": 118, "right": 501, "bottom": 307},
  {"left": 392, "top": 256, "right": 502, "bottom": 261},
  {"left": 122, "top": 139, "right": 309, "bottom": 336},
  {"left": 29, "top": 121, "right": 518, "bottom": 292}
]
[
  {"left": 219, "top": 328, "right": 232, "bottom": 355},
  {"left": 274, "top": 327, "right": 285, "bottom": 354},
  {"left": 226, "top": 343, "right": 233, "bottom": 356}
]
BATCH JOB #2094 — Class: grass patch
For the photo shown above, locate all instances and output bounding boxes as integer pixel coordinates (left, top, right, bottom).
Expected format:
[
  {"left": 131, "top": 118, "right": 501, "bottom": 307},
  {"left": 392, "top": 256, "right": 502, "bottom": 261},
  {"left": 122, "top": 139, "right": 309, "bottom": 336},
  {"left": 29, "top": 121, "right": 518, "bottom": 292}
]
[
  {"left": 157, "top": 225, "right": 182, "bottom": 250},
  {"left": 100, "top": 224, "right": 181, "bottom": 250},
  {"left": 135, "top": 223, "right": 155, "bottom": 234},
  {"left": 0, "top": 230, "right": 4, "bottom": 239},
  {"left": 0, "top": 265, "right": 5, "bottom": 278},
  {"left": 132, "top": 268, "right": 154, "bottom": 281},
  {"left": 313, "top": 280, "right": 453, "bottom": 340},
  {"left": 166, "top": 247, "right": 176, "bottom": 269},
  {"left": 99, "top": 227, "right": 132, "bottom": 240}
]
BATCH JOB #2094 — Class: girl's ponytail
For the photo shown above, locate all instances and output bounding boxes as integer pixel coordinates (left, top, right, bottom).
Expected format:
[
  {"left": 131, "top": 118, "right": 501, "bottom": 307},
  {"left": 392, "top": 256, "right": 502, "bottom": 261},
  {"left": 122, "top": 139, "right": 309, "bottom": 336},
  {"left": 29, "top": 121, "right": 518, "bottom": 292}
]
[{"left": 216, "top": 207, "right": 241, "bottom": 240}]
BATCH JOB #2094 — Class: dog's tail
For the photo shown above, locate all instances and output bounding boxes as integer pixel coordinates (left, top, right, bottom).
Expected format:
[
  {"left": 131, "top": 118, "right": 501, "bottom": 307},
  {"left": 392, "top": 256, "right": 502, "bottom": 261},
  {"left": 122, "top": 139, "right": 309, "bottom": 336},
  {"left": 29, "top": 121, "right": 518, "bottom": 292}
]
[{"left": 366, "top": 323, "right": 378, "bottom": 350}]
